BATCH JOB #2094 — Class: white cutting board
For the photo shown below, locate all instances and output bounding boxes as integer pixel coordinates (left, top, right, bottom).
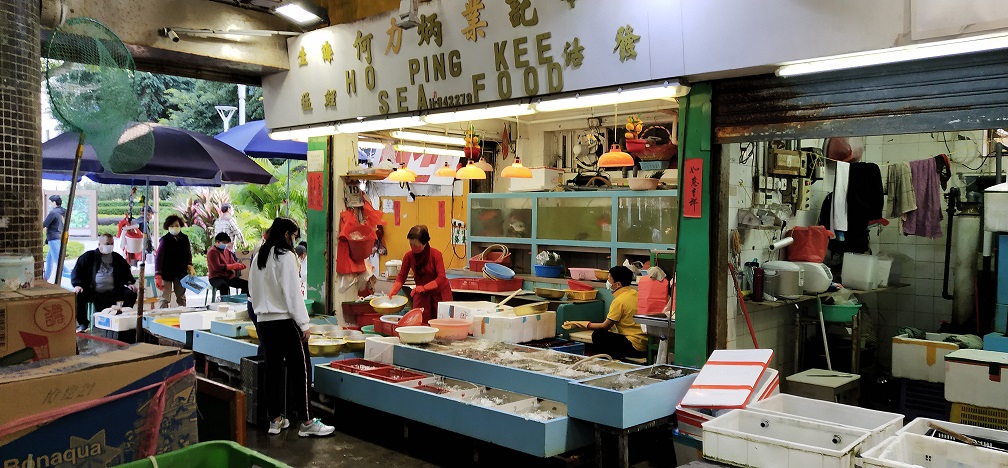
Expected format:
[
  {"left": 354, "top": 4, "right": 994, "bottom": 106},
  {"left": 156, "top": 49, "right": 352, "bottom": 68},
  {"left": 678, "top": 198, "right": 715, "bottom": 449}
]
[{"left": 679, "top": 349, "right": 774, "bottom": 410}]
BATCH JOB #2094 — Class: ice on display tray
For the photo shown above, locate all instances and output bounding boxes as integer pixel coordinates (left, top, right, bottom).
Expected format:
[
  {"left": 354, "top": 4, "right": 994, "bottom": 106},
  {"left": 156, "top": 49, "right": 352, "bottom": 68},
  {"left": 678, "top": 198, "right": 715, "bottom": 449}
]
[{"left": 567, "top": 364, "right": 699, "bottom": 428}]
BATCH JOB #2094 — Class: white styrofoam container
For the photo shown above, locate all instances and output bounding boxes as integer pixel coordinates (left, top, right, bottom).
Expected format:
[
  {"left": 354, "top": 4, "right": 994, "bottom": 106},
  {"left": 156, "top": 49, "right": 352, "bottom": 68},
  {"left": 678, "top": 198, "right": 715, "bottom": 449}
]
[
  {"left": 178, "top": 311, "right": 226, "bottom": 331},
  {"left": 364, "top": 336, "right": 400, "bottom": 364},
  {"left": 842, "top": 253, "right": 879, "bottom": 291},
  {"left": 676, "top": 368, "right": 780, "bottom": 439},
  {"left": 985, "top": 183, "right": 1008, "bottom": 232},
  {"left": 944, "top": 349, "right": 1008, "bottom": 409},
  {"left": 747, "top": 393, "right": 903, "bottom": 450},
  {"left": 860, "top": 432, "right": 1008, "bottom": 468},
  {"left": 897, "top": 417, "right": 1008, "bottom": 445},
  {"left": 437, "top": 301, "right": 509, "bottom": 321},
  {"left": 93, "top": 310, "right": 138, "bottom": 331},
  {"left": 680, "top": 349, "right": 775, "bottom": 410},
  {"left": 474, "top": 311, "right": 552, "bottom": 343},
  {"left": 508, "top": 167, "right": 564, "bottom": 192},
  {"left": 891, "top": 333, "right": 957, "bottom": 383},
  {"left": 702, "top": 409, "right": 870, "bottom": 468}
]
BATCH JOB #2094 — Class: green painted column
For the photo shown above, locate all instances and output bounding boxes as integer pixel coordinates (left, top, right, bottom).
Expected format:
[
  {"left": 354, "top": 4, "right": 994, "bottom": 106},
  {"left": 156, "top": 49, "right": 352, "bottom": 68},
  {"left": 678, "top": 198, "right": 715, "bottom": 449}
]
[
  {"left": 674, "top": 83, "right": 713, "bottom": 368},
  {"left": 305, "top": 136, "right": 330, "bottom": 315}
]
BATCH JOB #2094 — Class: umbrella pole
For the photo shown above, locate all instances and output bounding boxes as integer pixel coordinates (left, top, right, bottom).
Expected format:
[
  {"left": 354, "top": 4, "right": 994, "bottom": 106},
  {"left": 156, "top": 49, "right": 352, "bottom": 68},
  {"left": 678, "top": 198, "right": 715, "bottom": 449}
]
[
  {"left": 55, "top": 133, "right": 85, "bottom": 286},
  {"left": 286, "top": 159, "right": 290, "bottom": 217},
  {"left": 135, "top": 179, "right": 151, "bottom": 342}
]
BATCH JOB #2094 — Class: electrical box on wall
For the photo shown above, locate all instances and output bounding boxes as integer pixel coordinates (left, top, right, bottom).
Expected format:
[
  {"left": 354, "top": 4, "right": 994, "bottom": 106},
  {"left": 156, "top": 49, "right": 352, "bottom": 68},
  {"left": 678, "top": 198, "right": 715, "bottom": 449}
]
[{"left": 769, "top": 148, "right": 804, "bottom": 176}]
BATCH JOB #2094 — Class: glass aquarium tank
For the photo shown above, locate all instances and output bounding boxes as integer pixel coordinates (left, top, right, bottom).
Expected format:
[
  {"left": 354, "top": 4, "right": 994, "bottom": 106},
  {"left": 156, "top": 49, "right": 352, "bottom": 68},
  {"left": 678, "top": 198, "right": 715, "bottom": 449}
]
[
  {"left": 470, "top": 197, "right": 533, "bottom": 239},
  {"left": 536, "top": 196, "right": 612, "bottom": 242},
  {"left": 617, "top": 196, "right": 677, "bottom": 244}
]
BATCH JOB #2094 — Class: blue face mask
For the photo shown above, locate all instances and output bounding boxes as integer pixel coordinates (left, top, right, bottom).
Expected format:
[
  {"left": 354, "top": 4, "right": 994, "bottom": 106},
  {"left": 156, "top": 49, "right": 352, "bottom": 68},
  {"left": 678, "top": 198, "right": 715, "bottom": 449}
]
[{"left": 217, "top": 243, "right": 227, "bottom": 250}]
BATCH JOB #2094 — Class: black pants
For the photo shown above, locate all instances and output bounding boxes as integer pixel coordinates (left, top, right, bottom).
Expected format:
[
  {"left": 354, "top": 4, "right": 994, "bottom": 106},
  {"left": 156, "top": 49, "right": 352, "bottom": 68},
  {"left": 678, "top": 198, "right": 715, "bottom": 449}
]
[
  {"left": 590, "top": 330, "right": 646, "bottom": 360},
  {"left": 257, "top": 319, "right": 312, "bottom": 422},
  {"left": 209, "top": 276, "right": 249, "bottom": 296},
  {"left": 76, "top": 288, "right": 137, "bottom": 326}
]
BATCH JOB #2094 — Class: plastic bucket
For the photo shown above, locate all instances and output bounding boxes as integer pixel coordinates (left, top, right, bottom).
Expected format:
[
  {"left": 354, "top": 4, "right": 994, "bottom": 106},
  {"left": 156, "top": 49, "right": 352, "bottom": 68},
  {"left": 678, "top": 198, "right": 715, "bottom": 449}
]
[
  {"left": 124, "top": 230, "right": 144, "bottom": 253},
  {"left": 0, "top": 255, "right": 33, "bottom": 291},
  {"left": 346, "top": 226, "right": 375, "bottom": 262}
]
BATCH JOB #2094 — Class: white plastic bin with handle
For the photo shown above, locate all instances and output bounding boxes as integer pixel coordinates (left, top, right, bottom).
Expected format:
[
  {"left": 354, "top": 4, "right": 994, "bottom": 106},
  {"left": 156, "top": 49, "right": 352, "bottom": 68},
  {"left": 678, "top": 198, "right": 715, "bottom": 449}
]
[
  {"left": 860, "top": 432, "right": 1008, "bottom": 468},
  {"left": 747, "top": 393, "right": 903, "bottom": 450}
]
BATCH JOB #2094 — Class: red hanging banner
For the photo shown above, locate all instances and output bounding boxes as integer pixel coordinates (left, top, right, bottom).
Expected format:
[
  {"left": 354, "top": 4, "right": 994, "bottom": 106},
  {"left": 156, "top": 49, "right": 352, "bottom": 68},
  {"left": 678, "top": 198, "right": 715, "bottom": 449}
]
[
  {"left": 393, "top": 200, "right": 401, "bottom": 226},
  {"left": 307, "top": 172, "right": 324, "bottom": 211},
  {"left": 438, "top": 201, "right": 446, "bottom": 228},
  {"left": 683, "top": 158, "right": 703, "bottom": 218}
]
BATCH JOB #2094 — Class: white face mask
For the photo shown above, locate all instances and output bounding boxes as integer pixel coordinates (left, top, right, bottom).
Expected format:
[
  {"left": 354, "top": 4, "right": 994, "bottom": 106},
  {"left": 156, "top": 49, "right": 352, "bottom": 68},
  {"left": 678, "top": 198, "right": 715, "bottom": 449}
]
[
  {"left": 606, "top": 281, "right": 614, "bottom": 291},
  {"left": 168, "top": 227, "right": 181, "bottom": 235},
  {"left": 99, "top": 244, "right": 114, "bottom": 255}
]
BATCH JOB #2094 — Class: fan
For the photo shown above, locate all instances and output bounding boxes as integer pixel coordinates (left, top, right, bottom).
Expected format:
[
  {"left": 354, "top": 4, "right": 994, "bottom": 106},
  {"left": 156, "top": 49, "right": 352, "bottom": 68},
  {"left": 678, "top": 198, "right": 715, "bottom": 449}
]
[{"left": 45, "top": 17, "right": 152, "bottom": 282}]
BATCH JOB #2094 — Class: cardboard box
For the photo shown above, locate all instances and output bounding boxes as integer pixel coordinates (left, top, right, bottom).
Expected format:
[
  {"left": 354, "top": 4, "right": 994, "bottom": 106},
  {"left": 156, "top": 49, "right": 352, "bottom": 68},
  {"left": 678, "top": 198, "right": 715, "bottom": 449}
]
[
  {"left": 0, "top": 343, "right": 198, "bottom": 466},
  {"left": 0, "top": 282, "right": 77, "bottom": 365}
]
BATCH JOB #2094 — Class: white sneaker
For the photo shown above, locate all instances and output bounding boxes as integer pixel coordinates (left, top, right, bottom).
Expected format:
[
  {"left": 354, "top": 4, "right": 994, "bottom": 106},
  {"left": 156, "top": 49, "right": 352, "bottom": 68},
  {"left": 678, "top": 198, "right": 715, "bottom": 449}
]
[
  {"left": 298, "top": 418, "right": 335, "bottom": 437},
  {"left": 267, "top": 416, "right": 289, "bottom": 435}
]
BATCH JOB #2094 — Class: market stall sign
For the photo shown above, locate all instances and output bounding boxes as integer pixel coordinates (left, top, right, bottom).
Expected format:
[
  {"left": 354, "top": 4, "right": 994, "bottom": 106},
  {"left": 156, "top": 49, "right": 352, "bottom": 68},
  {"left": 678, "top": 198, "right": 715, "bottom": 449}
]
[{"left": 263, "top": 0, "right": 685, "bottom": 129}]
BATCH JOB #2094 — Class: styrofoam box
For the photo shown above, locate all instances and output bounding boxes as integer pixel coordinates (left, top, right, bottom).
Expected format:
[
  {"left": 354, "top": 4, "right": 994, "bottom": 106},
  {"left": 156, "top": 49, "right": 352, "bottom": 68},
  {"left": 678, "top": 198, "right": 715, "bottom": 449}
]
[
  {"left": 860, "top": 432, "right": 1008, "bottom": 468},
  {"left": 437, "top": 301, "right": 509, "bottom": 322},
  {"left": 93, "top": 311, "right": 138, "bottom": 331},
  {"left": 702, "top": 409, "right": 870, "bottom": 468},
  {"left": 891, "top": 333, "right": 957, "bottom": 383},
  {"left": 984, "top": 182, "right": 1008, "bottom": 232},
  {"left": 747, "top": 393, "right": 903, "bottom": 450},
  {"left": 178, "top": 311, "right": 226, "bottom": 331},
  {"left": 508, "top": 167, "right": 563, "bottom": 192},
  {"left": 364, "top": 336, "right": 400, "bottom": 364},
  {"left": 842, "top": 253, "right": 879, "bottom": 291},
  {"left": 676, "top": 368, "right": 780, "bottom": 438},
  {"left": 944, "top": 349, "right": 1008, "bottom": 409},
  {"left": 474, "top": 311, "right": 555, "bottom": 343}
]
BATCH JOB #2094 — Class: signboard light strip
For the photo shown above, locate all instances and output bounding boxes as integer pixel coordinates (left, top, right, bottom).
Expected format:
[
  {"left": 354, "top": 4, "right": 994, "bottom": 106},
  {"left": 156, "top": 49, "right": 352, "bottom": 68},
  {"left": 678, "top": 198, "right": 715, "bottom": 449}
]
[
  {"left": 533, "top": 83, "right": 689, "bottom": 112},
  {"left": 422, "top": 104, "right": 535, "bottom": 125},
  {"left": 390, "top": 130, "right": 466, "bottom": 147},
  {"left": 336, "top": 116, "right": 425, "bottom": 133}
]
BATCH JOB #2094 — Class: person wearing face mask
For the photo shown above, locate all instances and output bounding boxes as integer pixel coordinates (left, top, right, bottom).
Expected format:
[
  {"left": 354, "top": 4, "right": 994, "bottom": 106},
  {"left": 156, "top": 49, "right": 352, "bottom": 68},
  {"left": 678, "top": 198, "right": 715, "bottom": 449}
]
[
  {"left": 213, "top": 203, "right": 245, "bottom": 251},
  {"left": 207, "top": 232, "right": 249, "bottom": 296},
  {"left": 249, "top": 217, "right": 335, "bottom": 438},
  {"left": 70, "top": 234, "right": 137, "bottom": 332},
  {"left": 42, "top": 195, "right": 66, "bottom": 282},
  {"left": 155, "top": 214, "right": 195, "bottom": 308},
  {"left": 387, "top": 225, "right": 452, "bottom": 324},
  {"left": 562, "top": 265, "right": 647, "bottom": 360}
]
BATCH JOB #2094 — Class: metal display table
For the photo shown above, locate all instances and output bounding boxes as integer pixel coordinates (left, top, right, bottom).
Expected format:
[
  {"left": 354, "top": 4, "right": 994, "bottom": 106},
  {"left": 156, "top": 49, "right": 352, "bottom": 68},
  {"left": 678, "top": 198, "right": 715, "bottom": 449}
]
[{"left": 192, "top": 329, "right": 361, "bottom": 376}]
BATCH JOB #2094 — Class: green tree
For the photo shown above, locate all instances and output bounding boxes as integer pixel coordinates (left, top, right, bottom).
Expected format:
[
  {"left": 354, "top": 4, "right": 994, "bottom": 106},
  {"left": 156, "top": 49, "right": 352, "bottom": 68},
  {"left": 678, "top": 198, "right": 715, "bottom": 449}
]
[
  {"left": 164, "top": 79, "right": 265, "bottom": 135},
  {"left": 233, "top": 160, "right": 307, "bottom": 227},
  {"left": 136, "top": 72, "right": 191, "bottom": 122}
]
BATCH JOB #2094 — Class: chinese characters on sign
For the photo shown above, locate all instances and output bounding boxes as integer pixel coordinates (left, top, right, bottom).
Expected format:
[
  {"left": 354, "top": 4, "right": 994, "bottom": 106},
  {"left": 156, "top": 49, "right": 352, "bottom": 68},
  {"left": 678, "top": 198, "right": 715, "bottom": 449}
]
[
  {"left": 614, "top": 24, "right": 640, "bottom": 62},
  {"left": 354, "top": 31, "right": 374, "bottom": 64},
  {"left": 417, "top": 14, "right": 443, "bottom": 47},
  {"left": 298, "top": 46, "right": 308, "bottom": 66},
  {"left": 683, "top": 158, "right": 703, "bottom": 218},
  {"left": 563, "top": 37, "right": 584, "bottom": 68},
  {"left": 461, "top": 0, "right": 488, "bottom": 42},
  {"left": 307, "top": 172, "right": 324, "bottom": 211},
  {"left": 506, "top": 0, "right": 539, "bottom": 27},
  {"left": 386, "top": 17, "right": 403, "bottom": 55},
  {"left": 325, "top": 89, "right": 338, "bottom": 108},
  {"left": 322, "top": 41, "right": 334, "bottom": 63},
  {"left": 301, "top": 92, "right": 312, "bottom": 111}
]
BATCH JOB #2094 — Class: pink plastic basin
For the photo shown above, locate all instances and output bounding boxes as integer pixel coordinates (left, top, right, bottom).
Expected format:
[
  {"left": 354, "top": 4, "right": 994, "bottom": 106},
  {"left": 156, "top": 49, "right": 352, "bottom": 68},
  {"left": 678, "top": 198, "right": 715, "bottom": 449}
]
[{"left": 427, "top": 318, "right": 471, "bottom": 340}]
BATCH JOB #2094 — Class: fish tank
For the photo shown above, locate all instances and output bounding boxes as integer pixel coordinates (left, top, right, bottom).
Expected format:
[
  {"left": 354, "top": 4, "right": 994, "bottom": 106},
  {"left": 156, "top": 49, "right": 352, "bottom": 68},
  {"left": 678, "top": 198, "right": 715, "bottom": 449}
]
[
  {"left": 617, "top": 196, "right": 677, "bottom": 244},
  {"left": 470, "top": 197, "right": 532, "bottom": 239},
  {"left": 536, "top": 196, "right": 612, "bottom": 242}
]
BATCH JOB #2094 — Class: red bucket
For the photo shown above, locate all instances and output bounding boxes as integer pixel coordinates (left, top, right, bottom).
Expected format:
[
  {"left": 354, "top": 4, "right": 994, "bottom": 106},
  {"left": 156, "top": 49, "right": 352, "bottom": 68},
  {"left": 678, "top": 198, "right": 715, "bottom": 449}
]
[{"left": 346, "top": 225, "right": 375, "bottom": 262}]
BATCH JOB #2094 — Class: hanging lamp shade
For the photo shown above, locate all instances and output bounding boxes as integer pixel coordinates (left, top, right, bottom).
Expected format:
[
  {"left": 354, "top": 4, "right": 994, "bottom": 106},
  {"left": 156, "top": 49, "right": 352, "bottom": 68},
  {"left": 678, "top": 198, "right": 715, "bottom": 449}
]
[
  {"left": 501, "top": 157, "right": 533, "bottom": 178},
  {"left": 598, "top": 144, "right": 634, "bottom": 168},
  {"left": 474, "top": 157, "right": 493, "bottom": 172},
  {"left": 387, "top": 164, "right": 416, "bottom": 182},
  {"left": 435, "top": 162, "right": 457, "bottom": 178},
  {"left": 456, "top": 161, "right": 486, "bottom": 179}
]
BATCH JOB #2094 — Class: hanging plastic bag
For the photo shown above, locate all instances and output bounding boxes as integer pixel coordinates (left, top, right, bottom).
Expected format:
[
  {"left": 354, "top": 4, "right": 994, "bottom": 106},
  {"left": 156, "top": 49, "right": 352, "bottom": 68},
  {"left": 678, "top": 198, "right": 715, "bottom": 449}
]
[
  {"left": 786, "top": 225, "right": 835, "bottom": 263},
  {"left": 637, "top": 277, "right": 669, "bottom": 315}
]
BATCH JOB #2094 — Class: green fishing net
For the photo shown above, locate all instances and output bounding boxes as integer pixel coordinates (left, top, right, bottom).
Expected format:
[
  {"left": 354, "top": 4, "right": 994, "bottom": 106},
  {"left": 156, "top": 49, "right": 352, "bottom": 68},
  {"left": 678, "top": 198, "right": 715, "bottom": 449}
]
[{"left": 45, "top": 17, "right": 153, "bottom": 173}]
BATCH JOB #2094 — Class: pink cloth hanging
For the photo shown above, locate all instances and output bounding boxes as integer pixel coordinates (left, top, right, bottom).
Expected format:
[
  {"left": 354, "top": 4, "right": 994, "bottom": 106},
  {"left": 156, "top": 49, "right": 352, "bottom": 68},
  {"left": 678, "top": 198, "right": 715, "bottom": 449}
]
[{"left": 903, "top": 158, "right": 943, "bottom": 239}]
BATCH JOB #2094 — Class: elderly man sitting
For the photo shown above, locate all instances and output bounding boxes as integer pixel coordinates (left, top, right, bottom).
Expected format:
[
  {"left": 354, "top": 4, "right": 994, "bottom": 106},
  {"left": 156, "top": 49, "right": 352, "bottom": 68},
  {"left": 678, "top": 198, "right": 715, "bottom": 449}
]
[{"left": 71, "top": 234, "right": 137, "bottom": 332}]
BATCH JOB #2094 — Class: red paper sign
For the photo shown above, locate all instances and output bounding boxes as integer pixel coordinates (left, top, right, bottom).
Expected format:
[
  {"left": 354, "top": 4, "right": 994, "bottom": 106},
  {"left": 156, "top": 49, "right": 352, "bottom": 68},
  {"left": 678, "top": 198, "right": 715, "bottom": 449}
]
[
  {"left": 683, "top": 158, "right": 703, "bottom": 218},
  {"left": 307, "top": 172, "right": 323, "bottom": 211},
  {"left": 438, "top": 201, "right": 446, "bottom": 228},
  {"left": 393, "top": 200, "right": 401, "bottom": 226}
]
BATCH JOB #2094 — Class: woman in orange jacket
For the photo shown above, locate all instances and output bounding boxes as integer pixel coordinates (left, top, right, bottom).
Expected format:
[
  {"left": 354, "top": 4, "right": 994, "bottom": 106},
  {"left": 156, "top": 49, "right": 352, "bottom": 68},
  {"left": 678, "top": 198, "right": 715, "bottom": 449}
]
[{"left": 387, "top": 225, "right": 452, "bottom": 324}]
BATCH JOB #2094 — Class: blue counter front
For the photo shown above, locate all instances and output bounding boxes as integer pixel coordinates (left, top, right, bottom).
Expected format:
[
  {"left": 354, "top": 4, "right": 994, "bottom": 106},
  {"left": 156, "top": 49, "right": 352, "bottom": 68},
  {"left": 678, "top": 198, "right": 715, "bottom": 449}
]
[{"left": 192, "top": 330, "right": 360, "bottom": 374}]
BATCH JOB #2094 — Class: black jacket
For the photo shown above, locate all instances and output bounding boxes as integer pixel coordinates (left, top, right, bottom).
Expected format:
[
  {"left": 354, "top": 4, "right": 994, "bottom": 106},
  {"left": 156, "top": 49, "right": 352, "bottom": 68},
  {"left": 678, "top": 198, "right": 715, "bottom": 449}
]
[
  {"left": 155, "top": 233, "right": 192, "bottom": 281},
  {"left": 71, "top": 249, "right": 135, "bottom": 293},
  {"left": 43, "top": 207, "right": 66, "bottom": 242}
]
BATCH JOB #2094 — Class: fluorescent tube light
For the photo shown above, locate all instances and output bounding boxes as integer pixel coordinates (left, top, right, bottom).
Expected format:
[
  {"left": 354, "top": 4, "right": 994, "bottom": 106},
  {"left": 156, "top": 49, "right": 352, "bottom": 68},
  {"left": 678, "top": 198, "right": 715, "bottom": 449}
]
[
  {"left": 423, "top": 104, "right": 534, "bottom": 124},
  {"left": 269, "top": 124, "right": 336, "bottom": 141},
  {"left": 275, "top": 2, "right": 328, "bottom": 26},
  {"left": 393, "top": 144, "right": 465, "bottom": 158},
  {"left": 336, "top": 116, "right": 424, "bottom": 133},
  {"left": 390, "top": 130, "right": 466, "bottom": 147},
  {"left": 534, "top": 83, "right": 689, "bottom": 112},
  {"left": 777, "top": 32, "right": 1008, "bottom": 77}
]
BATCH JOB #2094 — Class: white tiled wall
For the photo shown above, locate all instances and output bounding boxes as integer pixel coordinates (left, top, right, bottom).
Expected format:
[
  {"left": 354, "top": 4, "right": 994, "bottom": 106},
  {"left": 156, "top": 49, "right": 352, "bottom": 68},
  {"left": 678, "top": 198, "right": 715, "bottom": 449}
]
[{"left": 725, "top": 131, "right": 995, "bottom": 372}]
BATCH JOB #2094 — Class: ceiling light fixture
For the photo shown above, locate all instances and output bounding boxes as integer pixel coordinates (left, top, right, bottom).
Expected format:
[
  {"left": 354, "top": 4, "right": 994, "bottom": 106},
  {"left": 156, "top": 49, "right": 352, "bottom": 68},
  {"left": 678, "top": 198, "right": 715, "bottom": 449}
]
[
  {"left": 456, "top": 161, "right": 486, "bottom": 180},
  {"left": 502, "top": 118, "right": 532, "bottom": 179},
  {"left": 597, "top": 105, "right": 634, "bottom": 168},
  {"left": 274, "top": 1, "right": 329, "bottom": 27},
  {"left": 393, "top": 144, "right": 465, "bottom": 158},
  {"left": 474, "top": 158, "right": 493, "bottom": 172},
  {"left": 423, "top": 103, "right": 535, "bottom": 124},
  {"left": 776, "top": 32, "right": 1008, "bottom": 77},
  {"left": 435, "top": 162, "right": 457, "bottom": 178},
  {"left": 534, "top": 82, "right": 690, "bottom": 112},
  {"left": 336, "top": 116, "right": 424, "bottom": 133},
  {"left": 390, "top": 130, "right": 466, "bottom": 147},
  {"left": 386, "top": 163, "right": 416, "bottom": 182},
  {"left": 269, "top": 124, "right": 337, "bottom": 141}
]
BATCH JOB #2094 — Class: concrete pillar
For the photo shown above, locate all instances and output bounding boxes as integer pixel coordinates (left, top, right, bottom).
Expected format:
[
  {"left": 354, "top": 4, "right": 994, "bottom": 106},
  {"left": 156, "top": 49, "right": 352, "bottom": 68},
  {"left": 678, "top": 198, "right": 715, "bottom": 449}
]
[{"left": 0, "top": 0, "right": 43, "bottom": 276}]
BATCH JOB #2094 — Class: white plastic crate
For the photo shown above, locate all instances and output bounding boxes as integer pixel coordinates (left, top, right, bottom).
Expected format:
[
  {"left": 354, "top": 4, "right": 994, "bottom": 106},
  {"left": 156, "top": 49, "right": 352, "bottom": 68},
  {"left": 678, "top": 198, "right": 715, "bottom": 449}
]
[
  {"left": 898, "top": 417, "right": 1008, "bottom": 446},
  {"left": 945, "top": 349, "right": 1008, "bottom": 410},
  {"left": 702, "top": 409, "right": 870, "bottom": 468},
  {"left": 891, "top": 333, "right": 957, "bottom": 383},
  {"left": 860, "top": 432, "right": 1008, "bottom": 468},
  {"left": 93, "top": 310, "right": 138, "bottom": 331},
  {"left": 747, "top": 393, "right": 902, "bottom": 450},
  {"left": 363, "top": 336, "right": 399, "bottom": 364}
]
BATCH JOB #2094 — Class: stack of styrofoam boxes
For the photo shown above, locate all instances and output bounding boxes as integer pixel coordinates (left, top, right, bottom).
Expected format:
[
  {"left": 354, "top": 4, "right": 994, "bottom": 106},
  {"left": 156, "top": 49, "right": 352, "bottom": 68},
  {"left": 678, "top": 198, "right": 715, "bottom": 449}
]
[
  {"left": 676, "top": 349, "right": 780, "bottom": 440},
  {"left": 860, "top": 417, "right": 1008, "bottom": 468},
  {"left": 891, "top": 332, "right": 957, "bottom": 421},
  {"left": 945, "top": 349, "right": 1008, "bottom": 430},
  {"left": 474, "top": 311, "right": 556, "bottom": 343},
  {"left": 437, "top": 301, "right": 512, "bottom": 336},
  {"left": 179, "top": 309, "right": 227, "bottom": 331}
]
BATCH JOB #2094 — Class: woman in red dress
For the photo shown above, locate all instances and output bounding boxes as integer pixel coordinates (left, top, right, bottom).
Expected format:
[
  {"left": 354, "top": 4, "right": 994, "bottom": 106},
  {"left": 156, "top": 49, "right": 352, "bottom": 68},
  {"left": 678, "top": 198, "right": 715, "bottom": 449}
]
[{"left": 387, "top": 225, "right": 452, "bottom": 324}]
